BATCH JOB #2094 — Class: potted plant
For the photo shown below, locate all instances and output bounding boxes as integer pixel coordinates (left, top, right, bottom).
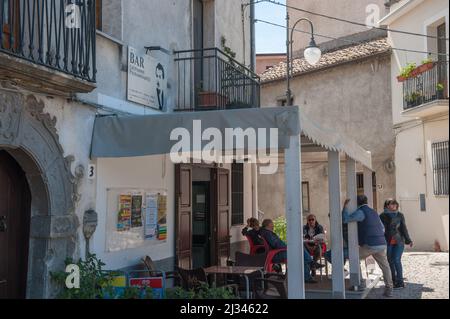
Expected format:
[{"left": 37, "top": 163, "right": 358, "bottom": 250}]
[
  {"left": 411, "top": 58, "right": 434, "bottom": 77},
  {"left": 397, "top": 62, "right": 416, "bottom": 82},
  {"left": 198, "top": 91, "right": 228, "bottom": 109},
  {"left": 397, "top": 59, "right": 435, "bottom": 82},
  {"left": 436, "top": 83, "right": 445, "bottom": 99}
]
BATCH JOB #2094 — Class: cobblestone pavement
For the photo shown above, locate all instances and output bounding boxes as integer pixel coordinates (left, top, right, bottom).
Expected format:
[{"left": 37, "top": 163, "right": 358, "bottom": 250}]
[{"left": 367, "top": 252, "right": 449, "bottom": 299}]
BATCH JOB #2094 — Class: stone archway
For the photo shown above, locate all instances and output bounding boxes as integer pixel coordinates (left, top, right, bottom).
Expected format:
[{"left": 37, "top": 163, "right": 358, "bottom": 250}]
[{"left": 0, "top": 91, "right": 79, "bottom": 298}]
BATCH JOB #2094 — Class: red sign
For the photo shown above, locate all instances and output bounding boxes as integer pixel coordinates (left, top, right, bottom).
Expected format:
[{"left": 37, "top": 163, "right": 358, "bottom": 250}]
[{"left": 129, "top": 277, "right": 163, "bottom": 289}]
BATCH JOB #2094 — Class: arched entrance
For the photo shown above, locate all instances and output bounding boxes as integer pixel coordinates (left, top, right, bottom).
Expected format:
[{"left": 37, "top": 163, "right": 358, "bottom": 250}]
[
  {"left": 0, "top": 91, "right": 79, "bottom": 298},
  {"left": 0, "top": 151, "right": 31, "bottom": 299}
]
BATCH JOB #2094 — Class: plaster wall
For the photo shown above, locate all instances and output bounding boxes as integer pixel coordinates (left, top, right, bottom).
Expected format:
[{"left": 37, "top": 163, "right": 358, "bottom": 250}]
[
  {"left": 287, "top": 0, "right": 388, "bottom": 52},
  {"left": 259, "top": 55, "right": 396, "bottom": 226}
]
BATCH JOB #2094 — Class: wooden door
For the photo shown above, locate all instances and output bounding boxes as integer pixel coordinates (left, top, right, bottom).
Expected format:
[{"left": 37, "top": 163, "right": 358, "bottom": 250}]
[
  {"left": 175, "top": 164, "right": 193, "bottom": 269},
  {"left": 0, "top": 151, "right": 31, "bottom": 299},
  {"left": 211, "top": 168, "right": 230, "bottom": 266}
]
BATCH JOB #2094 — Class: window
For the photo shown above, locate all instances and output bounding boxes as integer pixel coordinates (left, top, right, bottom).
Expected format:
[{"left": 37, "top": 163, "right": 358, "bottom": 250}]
[
  {"left": 96, "top": 0, "right": 102, "bottom": 31},
  {"left": 302, "top": 182, "right": 310, "bottom": 214},
  {"left": 231, "top": 162, "right": 244, "bottom": 226},
  {"left": 432, "top": 141, "right": 449, "bottom": 196},
  {"left": 1, "top": 0, "right": 19, "bottom": 49}
]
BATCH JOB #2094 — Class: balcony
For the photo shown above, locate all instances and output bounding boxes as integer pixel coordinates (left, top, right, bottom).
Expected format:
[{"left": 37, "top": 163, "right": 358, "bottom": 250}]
[
  {"left": 174, "top": 48, "right": 260, "bottom": 111},
  {"left": 0, "top": 0, "right": 96, "bottom": 95},
  {"left": 403, "top": 62, "right": 449, "bottom": 118}
]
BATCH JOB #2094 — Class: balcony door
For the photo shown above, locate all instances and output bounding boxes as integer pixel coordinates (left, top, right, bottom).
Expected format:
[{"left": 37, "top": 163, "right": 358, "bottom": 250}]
[
  {"left": 437, "top": 23, "right": 448, "bottom": 96},
  {"left": 1, "top": 0, "right": 19, "bottom": 50}
]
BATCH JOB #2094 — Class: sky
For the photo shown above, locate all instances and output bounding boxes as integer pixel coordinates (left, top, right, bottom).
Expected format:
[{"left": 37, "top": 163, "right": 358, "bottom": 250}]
[{"left": 255, "top": 0, "right": 287, "bottom": 54}]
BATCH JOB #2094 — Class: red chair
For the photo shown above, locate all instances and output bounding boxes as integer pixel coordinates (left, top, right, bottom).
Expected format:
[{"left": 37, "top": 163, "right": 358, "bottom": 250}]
[
  {"left": 245, "top": 235, "right": 266, "bottom": 256},
  {"left": 261, "top": 237, "right": 287, "bottom": 273}
]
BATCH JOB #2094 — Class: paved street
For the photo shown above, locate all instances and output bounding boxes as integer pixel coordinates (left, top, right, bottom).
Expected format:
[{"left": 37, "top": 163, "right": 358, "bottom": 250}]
[{"left": 367, "top": 252, "right": 449, "bottom": 299}]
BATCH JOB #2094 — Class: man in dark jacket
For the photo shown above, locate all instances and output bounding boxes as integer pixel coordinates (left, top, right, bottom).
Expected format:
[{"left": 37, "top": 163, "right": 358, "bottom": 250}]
[
  {"left": 343, "top": 195, "right": 393, "bottom": 297},
  {"left": 260, "top": 219, "right": 323, "bottom": 283}
]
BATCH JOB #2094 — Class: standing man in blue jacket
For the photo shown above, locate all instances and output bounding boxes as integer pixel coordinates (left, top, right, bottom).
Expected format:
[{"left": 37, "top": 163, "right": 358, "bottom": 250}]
[{"left": 343, "top": 195, "right": 394, "bottom": 298}]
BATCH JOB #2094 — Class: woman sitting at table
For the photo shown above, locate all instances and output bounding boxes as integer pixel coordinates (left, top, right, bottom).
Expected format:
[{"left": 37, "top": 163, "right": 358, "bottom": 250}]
[
  {"left": 242, "top": 218, "right": 265, "bottom": 250},
  {"left": 303, "top": 214, "right": 325, "bottom": 269}
]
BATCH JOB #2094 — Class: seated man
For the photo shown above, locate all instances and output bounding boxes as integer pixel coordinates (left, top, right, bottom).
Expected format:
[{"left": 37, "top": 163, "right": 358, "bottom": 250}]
[
  {"left": 260, "top": 219, "right": 324, "bottom": 284},
  {"left": 303, "top": 215, "right": 325, "bottom": 259}
]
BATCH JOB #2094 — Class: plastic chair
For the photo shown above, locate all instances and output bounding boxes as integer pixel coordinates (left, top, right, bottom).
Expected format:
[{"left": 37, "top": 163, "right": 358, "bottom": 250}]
[
  {"left": 245, "top": 235, "right": 266, "bottom": 256},
  {"left": 261, "top": 237, "right": 287, "bottom": 273}
]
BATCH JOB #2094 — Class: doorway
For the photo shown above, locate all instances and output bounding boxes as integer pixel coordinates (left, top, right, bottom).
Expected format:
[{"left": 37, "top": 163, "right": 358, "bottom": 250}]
[
  {"left": 0, "top": 151, "right": 31, "bottom": 299},
  {"left": 192, "top": 182, "right": 211, "bottom": 269},
  {"left": 175, "top": 164, "right": 230, "bottom": 269}
]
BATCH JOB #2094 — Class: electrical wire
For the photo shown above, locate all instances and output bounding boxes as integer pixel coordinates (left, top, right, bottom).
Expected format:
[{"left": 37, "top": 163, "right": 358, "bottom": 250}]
[
  {"left": 255, "top": 19, "right": 450, "bottom": 58},
  {"left": 261, "top": 0, "right": 449, "bottom": 41}
]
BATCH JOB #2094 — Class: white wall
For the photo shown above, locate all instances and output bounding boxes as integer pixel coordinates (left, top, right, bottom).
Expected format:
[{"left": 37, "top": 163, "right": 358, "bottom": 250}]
[{"left": 385, "top": 0, "right": 449, "bottom": 251}]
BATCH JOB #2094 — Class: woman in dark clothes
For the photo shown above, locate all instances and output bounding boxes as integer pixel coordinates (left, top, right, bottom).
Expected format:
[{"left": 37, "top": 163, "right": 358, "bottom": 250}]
[
  {"left": 242, "top": 218, "right": 264, "bottom": 248},
  {"left": 380, "top": 199, "right": 413, "bottom": 289}
]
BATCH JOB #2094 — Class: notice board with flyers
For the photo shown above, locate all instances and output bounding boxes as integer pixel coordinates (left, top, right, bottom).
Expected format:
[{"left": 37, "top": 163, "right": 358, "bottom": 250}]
[{"left": 106, "top": 188, "right": 168, "bottom": 252}]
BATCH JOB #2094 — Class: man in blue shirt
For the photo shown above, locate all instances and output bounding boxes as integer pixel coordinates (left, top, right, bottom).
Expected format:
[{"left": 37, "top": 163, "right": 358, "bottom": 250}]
[
  {"left": 343, "top": 195, "right": 393, "bottom": 297},
  {"left": 260, "top": 219, "right": 324, "bottom": 284}
]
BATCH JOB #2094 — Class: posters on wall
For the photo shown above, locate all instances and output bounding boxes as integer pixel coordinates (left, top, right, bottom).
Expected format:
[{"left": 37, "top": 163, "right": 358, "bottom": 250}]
[{"left": 108, "top": 189, "right": 168, "bottom": 252}]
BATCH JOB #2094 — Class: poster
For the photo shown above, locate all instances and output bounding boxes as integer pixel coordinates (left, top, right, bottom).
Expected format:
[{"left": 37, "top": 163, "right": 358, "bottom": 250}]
[
  {"left": 131, "top": 195, "right": 143, "bottom": 228},
  {"left": 157, "top": 194, "right": 168, "bottom": 241},
  {"left": 117, "top": 195, "right": 132, "bottom": 232},
  {"left": 144, "top": 194, "right": 158, "bottom": 240},
  {"left": 127, "top": 46, "right": 167, "bottom": 110}
]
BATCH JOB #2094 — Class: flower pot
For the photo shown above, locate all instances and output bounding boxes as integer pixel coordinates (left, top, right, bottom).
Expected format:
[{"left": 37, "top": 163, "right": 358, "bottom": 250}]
[
  {"left": 397, "top": 75, "right": 408, "bottom": 83},
  {"left": 198, "top": 92, "right": 228, "bottom": 109},
  {"left": 411, "top": 62, "right": 434, "bottom": 77}
]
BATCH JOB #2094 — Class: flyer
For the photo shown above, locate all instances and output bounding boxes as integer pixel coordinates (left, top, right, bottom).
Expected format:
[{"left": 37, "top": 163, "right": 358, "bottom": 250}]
[
  {"left": 131, "top": 195, "right": 143, "bottom": 228},
  {"left": 144, "top": 194, "right": 158, "bottom": 239},
  {"left": 117, "top": 194, "right": 132, "bottom": 232}
]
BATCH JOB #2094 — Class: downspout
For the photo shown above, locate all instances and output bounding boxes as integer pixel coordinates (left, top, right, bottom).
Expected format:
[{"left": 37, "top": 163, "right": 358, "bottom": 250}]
[{"left": 250, "top": 0, "right": 256, "bottom": 71}]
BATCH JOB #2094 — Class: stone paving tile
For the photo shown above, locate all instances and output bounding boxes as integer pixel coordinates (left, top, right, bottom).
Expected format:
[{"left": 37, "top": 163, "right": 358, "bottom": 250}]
[{"left": 367, "top": 252, "right": 449, "bottom": 299}]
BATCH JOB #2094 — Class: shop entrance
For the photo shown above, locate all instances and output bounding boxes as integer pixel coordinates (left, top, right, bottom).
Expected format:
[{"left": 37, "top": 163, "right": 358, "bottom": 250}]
[
  {"left": 175, "top": 164, "right": 230, "bottom": 269},
  {"left": 0, "top": 151, "right": 31, "bottom": 299}
]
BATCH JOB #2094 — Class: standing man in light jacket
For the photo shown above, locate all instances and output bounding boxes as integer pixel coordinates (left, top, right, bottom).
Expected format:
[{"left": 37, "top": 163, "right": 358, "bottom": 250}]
[{"left": 343, "top": 195, "right": 394, "bottom": 298}]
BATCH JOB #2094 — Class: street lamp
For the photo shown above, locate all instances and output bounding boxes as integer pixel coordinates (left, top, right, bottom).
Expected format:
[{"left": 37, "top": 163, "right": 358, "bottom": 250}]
[{"left": 286, "top": 13, "right": 321, "bottom": 106}]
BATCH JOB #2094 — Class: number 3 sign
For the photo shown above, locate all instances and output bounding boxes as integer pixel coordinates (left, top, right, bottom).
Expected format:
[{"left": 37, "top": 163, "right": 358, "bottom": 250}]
[{"left": 88, "top": 164, "right": 96, "bottom": 180}]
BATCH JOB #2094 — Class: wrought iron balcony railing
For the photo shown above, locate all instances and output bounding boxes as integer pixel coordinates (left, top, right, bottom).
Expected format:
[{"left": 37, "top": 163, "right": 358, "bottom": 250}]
[
  {"left": 174, "top": 48, "right": 260, "bottom": 111},
  {"left": 403, "top": 62, "right": 448, "bottom": 110},
  {"left": 0, "top": 0, "right": 96, "bottom": 83}
]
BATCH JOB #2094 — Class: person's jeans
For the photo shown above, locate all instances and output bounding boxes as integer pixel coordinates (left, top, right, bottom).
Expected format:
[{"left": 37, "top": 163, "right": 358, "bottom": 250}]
[
  {"left": 324, "top": 248, "right": 349, "bottom": 264},
  {"left": 387, "top": 244, "right": 405, "bottom": 285},
  {"left": 273, "top": 250, "right": 314, "bottom": 281}
]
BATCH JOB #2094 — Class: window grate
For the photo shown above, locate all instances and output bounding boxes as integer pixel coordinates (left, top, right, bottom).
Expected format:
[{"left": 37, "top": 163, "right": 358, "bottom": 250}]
[
  {"left": 231, "top": 163, "right": 244, "bottom": 226},
  {"left": 432, "top": 141, "right": 449, "bottom": 196}
]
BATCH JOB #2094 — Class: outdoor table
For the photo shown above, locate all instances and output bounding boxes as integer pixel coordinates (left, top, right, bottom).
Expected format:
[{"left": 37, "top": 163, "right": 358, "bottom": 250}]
[{"left": 203, "top": 266, "right": 265, "bottom": 299}]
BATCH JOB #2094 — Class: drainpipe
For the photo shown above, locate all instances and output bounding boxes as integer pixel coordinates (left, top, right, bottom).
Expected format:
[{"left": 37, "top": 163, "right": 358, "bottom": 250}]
[{"left": 250, "top": 0, "right": 256, "bottom": 71}]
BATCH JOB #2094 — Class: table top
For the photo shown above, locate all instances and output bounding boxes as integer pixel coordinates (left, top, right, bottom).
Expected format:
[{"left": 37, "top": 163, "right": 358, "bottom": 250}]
[{"left": 203, "top": 266, "right": 264, "bottom": 275}]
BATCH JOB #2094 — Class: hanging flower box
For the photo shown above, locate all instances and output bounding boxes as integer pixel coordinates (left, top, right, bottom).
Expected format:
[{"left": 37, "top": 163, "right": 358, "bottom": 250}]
[{"left": 397, "top": 61, "right": 435, "bottom": 83}]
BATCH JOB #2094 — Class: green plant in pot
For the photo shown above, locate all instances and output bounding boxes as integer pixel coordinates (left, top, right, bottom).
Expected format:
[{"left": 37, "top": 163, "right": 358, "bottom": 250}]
[
  {"left": 436, "top": 83, "right": 445, "bottom": 99},
  {"left": 397, "top": 62, "right": 417, "bottom": 82}
]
